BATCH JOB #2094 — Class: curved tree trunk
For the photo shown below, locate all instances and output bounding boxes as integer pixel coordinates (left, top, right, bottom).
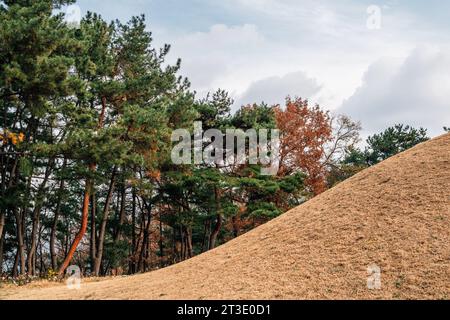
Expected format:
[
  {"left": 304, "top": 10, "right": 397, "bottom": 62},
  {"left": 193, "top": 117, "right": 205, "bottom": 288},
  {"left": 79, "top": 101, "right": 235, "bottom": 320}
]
[
  {"left": 58, "top": 97, "right": 108, "bottom": 276},
  {"left": 58, "top": 168, "right": 94, "bottom": 275}
]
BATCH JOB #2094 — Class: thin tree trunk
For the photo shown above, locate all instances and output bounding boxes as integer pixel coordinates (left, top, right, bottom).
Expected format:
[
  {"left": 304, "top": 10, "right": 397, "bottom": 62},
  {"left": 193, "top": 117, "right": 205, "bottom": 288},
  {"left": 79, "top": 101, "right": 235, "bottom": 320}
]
[
  {"left": 64, "top": 219, "right": 69, "bottom": 257},
  {"left": 231, "top": 216, "right": 239, "bottom": 238},
  {"left": 0, "top": 212, "right": 4, "bottom": 267},
  {"left": 159, "top": 211, "right": 164, "bottom": 267},
  {"left": 0, "top": 227, "right": 5, "bottom": 273},
  {"left": 138, "top": 222, "right": 147, "bottom": 272},
  {"left": 186, "top": 226, "right": 193, "bottom": 258},
  {"left": 27, "top": 159, "right": 54, "bottom": 275},
  {"left": 114, "top": 182, "right": 127, "bottom": 242},
  {"left": 209, "top": 215, "right": 222, "bottom": 250},
  {"left": 27, "top": 203, "right": 42, "bottom": 275},
  {"left": 201, "top": 219, "right": 210, "bottom": 253},
  {"left": 209, "top": 187, "right": 223, "bottom": 250},
  {"left": 145, "top": 224, "right": 151, "bottom": 270},
  {"left": 172, "top": 226, "right": 177, "bottom": 263},
  {"left": 180, "top": 225, "right": 185, "bottom": 260},
  {"left": 129, "top": 188, "right": 136, "bottom": 274},
  {"left": 90, "top": 193, "right": 97, "bottom": 272},
  {"left": 0, "top": 217, "right": 4, "bottom": 273},
  {"left": 37, "top": 222, "right": 44, "bottom": 276},
  {"left": 93, "top": 168, "right": 117, "bottom": 276},
  {"left": 6, "top": 159, "right": 20, "bottom": 276},
  {"left": 143, "top": 209, "right": 152, "bottom": 271},
  {"left": 12, "top": 247, "right": 19, "bottom": 277},
  {"left": 50, "top": 160, "right": 66, "bottom": 271},
  {"left": 138, "top": 204, "right": 152, "bottom": 273},
  {"left": 14, "top": 207, "right": 26, "bottom": 275},
  {"left": 0, "top": 148, "right": 5, "bottom": 246},
  {"left": 135, "top": 199, "right": 145, "bottom": 271},
  {"left": 50, "top": 205, "right": 61, "bottom": 271}
]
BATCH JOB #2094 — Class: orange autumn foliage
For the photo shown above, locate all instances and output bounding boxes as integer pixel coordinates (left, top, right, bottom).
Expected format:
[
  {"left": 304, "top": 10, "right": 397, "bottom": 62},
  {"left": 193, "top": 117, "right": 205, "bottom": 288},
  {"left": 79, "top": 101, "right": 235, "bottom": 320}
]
[
  {"left": 0, "top": 130, "right": 25, "bottom": 145},
  {"left": 147, "top": 169, "right": 162, "bottom": 182},
  {"left": 275, "top": 98, "right": 332, "bottom": 195}
]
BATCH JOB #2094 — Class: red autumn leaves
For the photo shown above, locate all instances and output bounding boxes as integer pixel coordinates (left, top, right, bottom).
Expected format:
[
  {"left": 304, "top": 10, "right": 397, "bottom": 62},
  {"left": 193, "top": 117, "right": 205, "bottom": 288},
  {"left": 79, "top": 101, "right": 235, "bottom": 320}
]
[{"left": 275, "top": 97, "right": 333, "bottom": 195}]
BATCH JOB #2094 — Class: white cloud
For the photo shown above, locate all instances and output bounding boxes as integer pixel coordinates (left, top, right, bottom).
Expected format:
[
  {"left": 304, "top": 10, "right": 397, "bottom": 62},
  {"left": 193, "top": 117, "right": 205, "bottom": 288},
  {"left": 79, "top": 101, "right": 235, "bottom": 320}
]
[
  {"left": 76, "top": 1, "right": 450, "bottom": 141},
  {"left": 235, "top": 71, "right": 322, "bottom": 108},
  {"left": 163, "top": 24, "right": 265, "bottom": 92},
  {"left": 148, "top": 2, "right": 450, "bottom": 137},
  {"left": 223, "top": 0, "right": 357, "bottom": 36},
  {"left": 339, "top": 47, "right": 450, "bottom": 137}
]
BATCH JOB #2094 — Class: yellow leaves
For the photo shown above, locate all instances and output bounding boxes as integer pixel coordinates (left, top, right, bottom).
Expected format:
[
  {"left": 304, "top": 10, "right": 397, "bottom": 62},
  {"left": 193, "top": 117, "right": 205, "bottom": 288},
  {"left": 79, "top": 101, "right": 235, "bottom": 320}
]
[{"left": 0, "top": 130, "right": 25, "bottom": 146}]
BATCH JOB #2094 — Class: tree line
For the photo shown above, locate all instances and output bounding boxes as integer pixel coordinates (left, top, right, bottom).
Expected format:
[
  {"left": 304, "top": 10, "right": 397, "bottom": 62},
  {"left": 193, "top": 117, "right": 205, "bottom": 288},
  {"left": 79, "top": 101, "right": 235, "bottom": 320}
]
[{"left": 0, "top": 0, "right": 439, "bottom": 281}]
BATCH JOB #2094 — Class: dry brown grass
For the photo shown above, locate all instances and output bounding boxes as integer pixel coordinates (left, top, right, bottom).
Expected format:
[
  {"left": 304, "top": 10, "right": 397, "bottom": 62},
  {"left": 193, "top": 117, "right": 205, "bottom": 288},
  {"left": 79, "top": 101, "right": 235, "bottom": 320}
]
[{"left": 2, "top": 133, "right": 449, "bottom": 300}]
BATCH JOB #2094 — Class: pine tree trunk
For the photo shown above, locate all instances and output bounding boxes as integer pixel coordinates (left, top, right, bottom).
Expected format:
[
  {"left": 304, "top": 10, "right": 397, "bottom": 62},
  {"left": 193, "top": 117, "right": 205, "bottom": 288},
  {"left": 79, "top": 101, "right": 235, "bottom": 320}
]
[
  {"left": 138, "top": 206, "right": 152, "bottom": 272},
  {"left": 50, "top": 216, "right": 59, "bottom": 271},
  {"left": 159, "top": 211, "right": 164, "bottom": 267},
  {"left": 201, "top": 219, "right": 211, "bottom": 253},
  {"left": 145, "top": 223, "right": 151, "bottom": 270},
  {"left": 27, "top": 159, "right": 53, "bottom": 275},
  {"left": 58, "top": 171, "right": 93, "bottom": 275},
  {"left": 209, "top": 188, "right": 223, "bottom": 250},
  {"left": 231, "top": 216, "right": 239, "bottom": 238},
  {"left": 50, "top": 180, "right": 64, "bottom": 270},
  {"left": 144, "top": 209, "right": 152, "bottom": 271},
  {"left": 129, "top": 188, "right": 136, "bottom": 274},
  {"left": 37, "top": 223, "right": 44, "bottom": 276},
  {"left": 50, "top": 160, "right": 66, "bottom": 270},
  {"left": 27, "top": 216, "right": 38, "bottom": 275},
  {"left": 186, "top": 226, "right": 193, "bottom": 258},
  {"left": 209, "top": 215, "right": 222, "bottom": 250},
  {"left": 0, "top": 212, "right": 5, "bottom": 264},
  {"left": 0, "top": 152, "right": 5, "bottom": 246},
  {"left": 0, "top": 228, "right": 5, "bottom": 273},
  {"left": 90, "top": 193, "right": 97, "bottom": 273},
  {"left": 39, "top": 236, "right": 45, "bottom": 276},
  {"left": 93, "top": 168, "right": 116, "bottom": 276},
  {"left": 5, "top": 158, "right": 19, "bottom": 275},
  {"left": 180, "top": 225, "right": 185, "bottom": 260},
  {"left": 14, "top": 208, "right": 26, "bottom": 275},
  {"left": 12, "top": 248, "right": 19, "bottom": 277},
  {"left": 114, "top": 182, "right": 126, "bottom": 242},
  {"left": 59, "top": 97, "right": 108, "bottom": 276},
  {"left": 136, "top": 203, "right": 146, "bottom": 272}
]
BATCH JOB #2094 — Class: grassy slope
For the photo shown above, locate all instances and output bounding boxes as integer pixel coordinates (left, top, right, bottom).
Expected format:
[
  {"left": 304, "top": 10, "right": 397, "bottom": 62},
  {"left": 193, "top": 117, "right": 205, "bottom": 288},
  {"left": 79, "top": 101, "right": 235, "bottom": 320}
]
[{"left": 2, "top": 133, "right": 449, "bottom": 300}]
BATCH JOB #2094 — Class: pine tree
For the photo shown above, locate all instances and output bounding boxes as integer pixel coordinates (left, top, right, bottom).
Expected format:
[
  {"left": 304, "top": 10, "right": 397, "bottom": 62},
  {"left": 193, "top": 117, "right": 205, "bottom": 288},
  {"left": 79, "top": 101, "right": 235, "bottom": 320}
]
[
  {"left": 0, "top": 0, "right": 80, "bottom": 276},
  {"left": 364, "top": 124, "right": 429, "bottom": 165}
]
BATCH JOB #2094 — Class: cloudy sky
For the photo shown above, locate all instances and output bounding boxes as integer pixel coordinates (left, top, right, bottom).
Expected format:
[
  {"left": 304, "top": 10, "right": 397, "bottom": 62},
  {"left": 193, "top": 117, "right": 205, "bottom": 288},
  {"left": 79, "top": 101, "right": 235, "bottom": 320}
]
[{"left": 74, "top": 0, "right": 450, "bottom": 137}]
